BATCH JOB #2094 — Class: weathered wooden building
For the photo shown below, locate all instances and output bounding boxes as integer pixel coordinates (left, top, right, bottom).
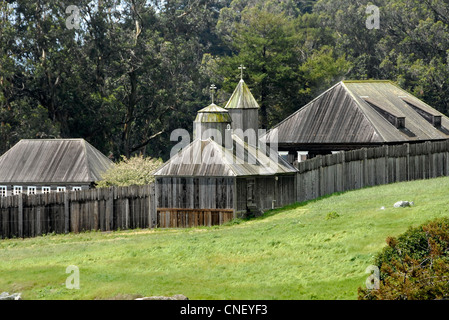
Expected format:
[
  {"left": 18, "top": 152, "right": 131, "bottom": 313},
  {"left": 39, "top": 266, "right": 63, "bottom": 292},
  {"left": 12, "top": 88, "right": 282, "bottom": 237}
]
[
  {"left": 0, "top": 139, "right": 113, "bottom": 197},
  {"left": 224, "top": 79, "right": 260, "bottom": 143},
  {"left": 264, "top": 80, "right": 449, "bottom": 162},
  {"left": 154, "top": 80, "right": 297, "bottom": 222}
]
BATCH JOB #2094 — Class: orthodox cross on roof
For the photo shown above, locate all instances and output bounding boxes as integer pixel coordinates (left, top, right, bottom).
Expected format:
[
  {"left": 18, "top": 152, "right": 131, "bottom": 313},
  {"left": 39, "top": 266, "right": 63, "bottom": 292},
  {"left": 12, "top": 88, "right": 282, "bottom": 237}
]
[
  {"left": 238, "top": 64, "right": 246, "bottom": 80},
  {"left": 210, "top": 84, "right": 217, "bottom": 104}
]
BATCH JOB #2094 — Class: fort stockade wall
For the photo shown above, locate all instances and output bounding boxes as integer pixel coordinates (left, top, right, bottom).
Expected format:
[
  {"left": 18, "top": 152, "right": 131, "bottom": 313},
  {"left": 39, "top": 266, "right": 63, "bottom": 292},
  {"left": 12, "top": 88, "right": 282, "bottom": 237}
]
[
  {"left": 1, "top": 140, "right": 449, "bottom": 239},
  {"left": 295, "top": 140, "right": 449, "bottom": 202},
  {"left": 0, "top": 185, "right": 156, "bottom": 239}
]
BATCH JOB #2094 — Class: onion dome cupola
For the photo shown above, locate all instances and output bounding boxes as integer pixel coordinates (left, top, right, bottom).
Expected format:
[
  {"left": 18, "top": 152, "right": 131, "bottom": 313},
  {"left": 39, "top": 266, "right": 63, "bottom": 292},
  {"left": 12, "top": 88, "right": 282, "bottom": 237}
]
[{"left": 193, "top": 103, "right": 232, "bottom": 147}]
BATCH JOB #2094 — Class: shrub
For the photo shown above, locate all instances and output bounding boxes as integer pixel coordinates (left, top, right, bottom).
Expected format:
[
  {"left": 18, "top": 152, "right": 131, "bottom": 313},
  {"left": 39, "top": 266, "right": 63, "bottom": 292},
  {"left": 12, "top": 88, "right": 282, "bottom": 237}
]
[
  {"left": 326, "top": 211, "right": 340, "bottom": 220},
  {"left": 96, "top": 154, "right": 163, "bottom": 187},
  {"left": 358, "top": 218, "right": 449, "bottom": 300}
]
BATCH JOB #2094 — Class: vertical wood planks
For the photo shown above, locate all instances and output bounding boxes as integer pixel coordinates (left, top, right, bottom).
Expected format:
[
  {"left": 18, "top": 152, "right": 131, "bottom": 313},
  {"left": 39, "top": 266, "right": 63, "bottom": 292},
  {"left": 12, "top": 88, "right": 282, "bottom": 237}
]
[
  {"left": 0, "top": 184, "right": 156, "bottom": 239},
  {"left": 2, "top": 140, "right": 449, "bottom": 240},
  {"left": 18, "top": 194, "right": 23, "bottom": 238},
  {"left": 294, "top": 140, "right": 449, "bottom": 205}
]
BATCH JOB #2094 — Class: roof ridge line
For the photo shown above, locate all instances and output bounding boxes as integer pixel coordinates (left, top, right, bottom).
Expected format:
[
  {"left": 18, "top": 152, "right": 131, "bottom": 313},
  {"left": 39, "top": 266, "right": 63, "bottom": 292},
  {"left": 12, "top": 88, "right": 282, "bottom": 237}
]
[
  {"left": 341, "top": 81, "right": 388, "bottom": 142},
  {"left": 21, "top": 138, "right": 85, "bottom": 141},
  {"left": 342, "top": 80, "right": 393, "bottom": 83},
  {"left": 224, "top": 79, "right": 260, "bottom": 110},
  {"left": 153, "top": 139, "right": 239, "bottom": 177},
  {"left": 265, "top": 81, "right": 343, "bottom": 137},
  {"left": 231, "top": 134, "right": 297, "bottom": 172},
  {"left": 207, "top": 138, "right": 239, "bottom": 176},
  {"left": 81, "top": 139, "right": 94, "bottom": 182},
  {"left": 0, "top": 140, "right": 22, "bottom": 161}
]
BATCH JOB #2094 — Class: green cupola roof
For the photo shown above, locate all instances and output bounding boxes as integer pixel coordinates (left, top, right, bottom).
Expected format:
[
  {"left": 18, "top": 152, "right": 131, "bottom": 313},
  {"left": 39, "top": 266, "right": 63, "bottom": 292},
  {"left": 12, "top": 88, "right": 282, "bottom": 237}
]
[
  {"left": 194, "top": 103, "right": 233, "bottom": 123},
  {"left": 224, "top": 79, "right": 260, "bottom": 110}
]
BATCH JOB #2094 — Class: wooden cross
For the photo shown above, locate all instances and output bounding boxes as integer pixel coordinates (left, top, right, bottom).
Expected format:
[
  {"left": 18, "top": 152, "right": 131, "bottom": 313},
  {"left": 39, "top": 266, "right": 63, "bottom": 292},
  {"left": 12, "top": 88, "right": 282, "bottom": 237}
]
[
  {"left": 210, "top": 84, "right": 217, "bottom": 104},
  {"left": 238, "top": 64, "right": 246, "bottom": 80}
]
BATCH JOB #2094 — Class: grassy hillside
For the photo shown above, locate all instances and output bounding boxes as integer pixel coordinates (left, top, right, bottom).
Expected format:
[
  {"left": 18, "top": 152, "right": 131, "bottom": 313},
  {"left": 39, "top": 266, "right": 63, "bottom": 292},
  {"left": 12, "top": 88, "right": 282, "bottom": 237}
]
[{"left": 1, "top": 177, "right": 449, "bottom": 300}]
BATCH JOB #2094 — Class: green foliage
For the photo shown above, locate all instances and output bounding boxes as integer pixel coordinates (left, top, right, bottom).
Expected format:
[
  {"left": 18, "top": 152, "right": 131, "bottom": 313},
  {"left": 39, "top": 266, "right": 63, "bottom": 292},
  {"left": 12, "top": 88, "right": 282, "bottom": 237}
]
[
  {"left": 325, "top": 211, "right": 340, "bottom": 220},
  {"left": 0, "top": 0, "right": 221, "bottom": 159},
  {"left": 96, "top": 154, "right": 163, "bottom": 187},
  {"left": 3, "top": 0, "right": 449, "bottom": 159},
  {"left": 214, "top": 2, "right": 348, "bottom": 128},
  {"left": 314, "top": 0, "right": 449, "bottom": 115},
  {"left": 358, "top": 218, "right": 449, "bottom": 300}
]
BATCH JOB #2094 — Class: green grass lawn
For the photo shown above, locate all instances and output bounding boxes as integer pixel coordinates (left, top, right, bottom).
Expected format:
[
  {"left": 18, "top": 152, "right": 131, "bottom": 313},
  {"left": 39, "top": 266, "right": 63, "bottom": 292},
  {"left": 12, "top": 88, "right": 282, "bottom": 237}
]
[{"left": 1, "top": 177, "right": 449, "bottom": 300}]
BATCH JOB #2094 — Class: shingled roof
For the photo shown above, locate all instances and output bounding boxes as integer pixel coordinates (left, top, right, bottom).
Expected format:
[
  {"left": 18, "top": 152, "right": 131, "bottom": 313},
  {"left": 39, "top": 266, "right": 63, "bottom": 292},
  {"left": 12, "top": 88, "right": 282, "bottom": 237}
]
[
  {"left": 0, "top": 139, "right": 113, "bottom": 185},
  {"left": 265, "top": 80, "right": 449, "bottom": 148},
  {"left": 154, "top": 135, "right": 296, "bottom": 177}
]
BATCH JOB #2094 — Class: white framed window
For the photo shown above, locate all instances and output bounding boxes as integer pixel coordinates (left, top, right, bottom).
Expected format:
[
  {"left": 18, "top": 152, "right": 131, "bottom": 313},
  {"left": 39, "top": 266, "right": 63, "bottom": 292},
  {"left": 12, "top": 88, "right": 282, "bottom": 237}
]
[
  {"left": 72, "top": 187, "right": 82, "bottom": 191},
  {"left": 13, "top": 186, "right": 22, "bottom": 195},
  {"left": 27, "top": 186, "right": 37, "bottom": 195},
  {"left": 42, "top": 187, "right": 51, "bottom": 194},
  {"left": 56, "top": 187, "right": 66, "bottom": 193},
  {"left": 0, "top": 186, "right": 7, "bottom": 197}
]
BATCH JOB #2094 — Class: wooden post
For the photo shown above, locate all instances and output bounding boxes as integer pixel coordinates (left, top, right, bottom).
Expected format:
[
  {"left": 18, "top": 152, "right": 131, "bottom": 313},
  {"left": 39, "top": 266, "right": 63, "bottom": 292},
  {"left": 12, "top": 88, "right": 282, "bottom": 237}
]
[
  {"left": 294, "top": 172, "right": 298, "bottom": 203},
  {"left": 318, "top": 156, "right": 324, "bottom": 197},
  {"left": 64, "top": 192, "right": 70, "bottom": 233},
  {"left": 274, "top": 176, "right": 278, "bottom": 208},
  {"left": 341, "top": 152, "right": 346, "bottom": 192},
  {"left": 125, "top": 198, "right": 129, "bottom": 229},
  {"left": 147, "top": 183, "right": 154, "bottom": 229},
  {"left": 150, "top": 183, "right": 156, "bottom": 229},
  {"left": 427, "top": 141, "right": 432, "bottom": 179},
  {"left": 233, "top": 178, "right": 237, "bottom": 220},
  {"left": 93, "top": 200, "right": 99, "bottom": 231},
  {"left": 405, "top": 143, "right": 410, "bottom": 181},
  {"left": 363, "top": 148, "right": 368, "bottom": 187},
  {"left": 106, "top": 187, "right": 114, "bottom": 231},
  {"left": 445, "top": 140, "right": 449, "bottom": 177},
  {"left": 385, "top": 145, "right": 389, "bottom": 184},
  {"left": 36, "top": 207, "right": 41, "bottom": 236},
  {"left": 154, "top": 181, "right": 159, "bottom": 228},
  {"left": 18, "top": 194, "right": 24, "bottom": 238}
]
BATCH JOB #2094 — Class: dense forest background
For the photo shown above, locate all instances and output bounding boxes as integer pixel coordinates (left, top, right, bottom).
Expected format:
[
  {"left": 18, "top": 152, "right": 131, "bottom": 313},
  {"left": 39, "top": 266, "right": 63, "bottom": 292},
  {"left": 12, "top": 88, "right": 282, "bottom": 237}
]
[{"left": 1, "top": 0, "right": 449, "bottom": 160}]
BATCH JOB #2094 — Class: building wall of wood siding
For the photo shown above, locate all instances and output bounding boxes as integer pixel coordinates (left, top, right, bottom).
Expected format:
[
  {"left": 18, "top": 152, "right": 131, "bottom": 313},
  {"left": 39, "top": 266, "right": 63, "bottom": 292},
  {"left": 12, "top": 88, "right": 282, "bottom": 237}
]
[
  {"left": 156, "top": 177, "right": 234, "bottom": 210},
  {"left": 1, "top": 184, "right": 90, "bottom": 197},
  {"left": 228, "top": 108, "right": 259, "bottom": 141},
  {"left": 235, "top": 175, "right": 296, "bottom": 214}
]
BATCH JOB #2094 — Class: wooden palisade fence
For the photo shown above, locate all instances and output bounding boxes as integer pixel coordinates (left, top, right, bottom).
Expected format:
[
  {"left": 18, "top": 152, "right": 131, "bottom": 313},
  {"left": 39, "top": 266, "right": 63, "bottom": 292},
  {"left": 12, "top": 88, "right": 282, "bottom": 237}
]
[
  {"left": 1, "top": 140, "right": 449, "bottom": 239},
  {"left": 296, "top": 140, "right": 449, "bottom": 202},
  {"left": 157, "top": 208, "right": 234, "bottom": 228},
  {"left": 0, "top": 185, "right": 155, "bottom": 239}
]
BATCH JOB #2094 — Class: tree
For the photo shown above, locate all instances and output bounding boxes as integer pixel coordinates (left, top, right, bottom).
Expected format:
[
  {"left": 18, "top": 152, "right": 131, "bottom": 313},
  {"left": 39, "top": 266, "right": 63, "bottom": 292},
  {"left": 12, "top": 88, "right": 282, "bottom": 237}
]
[
  {"left": 96, "top": 154, "right": 163, "bottom": 187},
  {"left": 3, "top": 0, "right": 449, "bottom": 160},
  {"left": 0, "top": 0, "right": 225, "bottom": 160},
  {"left": 214, "top": 1, "right": 349, "bottom": 128},
  {"left": 314, "top": 0, "right": 449, "bottom": 116},
  {"left": 358, "top": 218, "right": 449, "bottom": 300}
]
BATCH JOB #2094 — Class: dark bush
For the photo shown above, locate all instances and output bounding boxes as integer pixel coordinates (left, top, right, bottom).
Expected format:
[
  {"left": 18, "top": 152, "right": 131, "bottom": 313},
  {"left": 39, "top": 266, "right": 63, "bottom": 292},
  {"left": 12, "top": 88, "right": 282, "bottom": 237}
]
[{"left": 358, "top": 218, "right": 449, "bottom": 300}]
